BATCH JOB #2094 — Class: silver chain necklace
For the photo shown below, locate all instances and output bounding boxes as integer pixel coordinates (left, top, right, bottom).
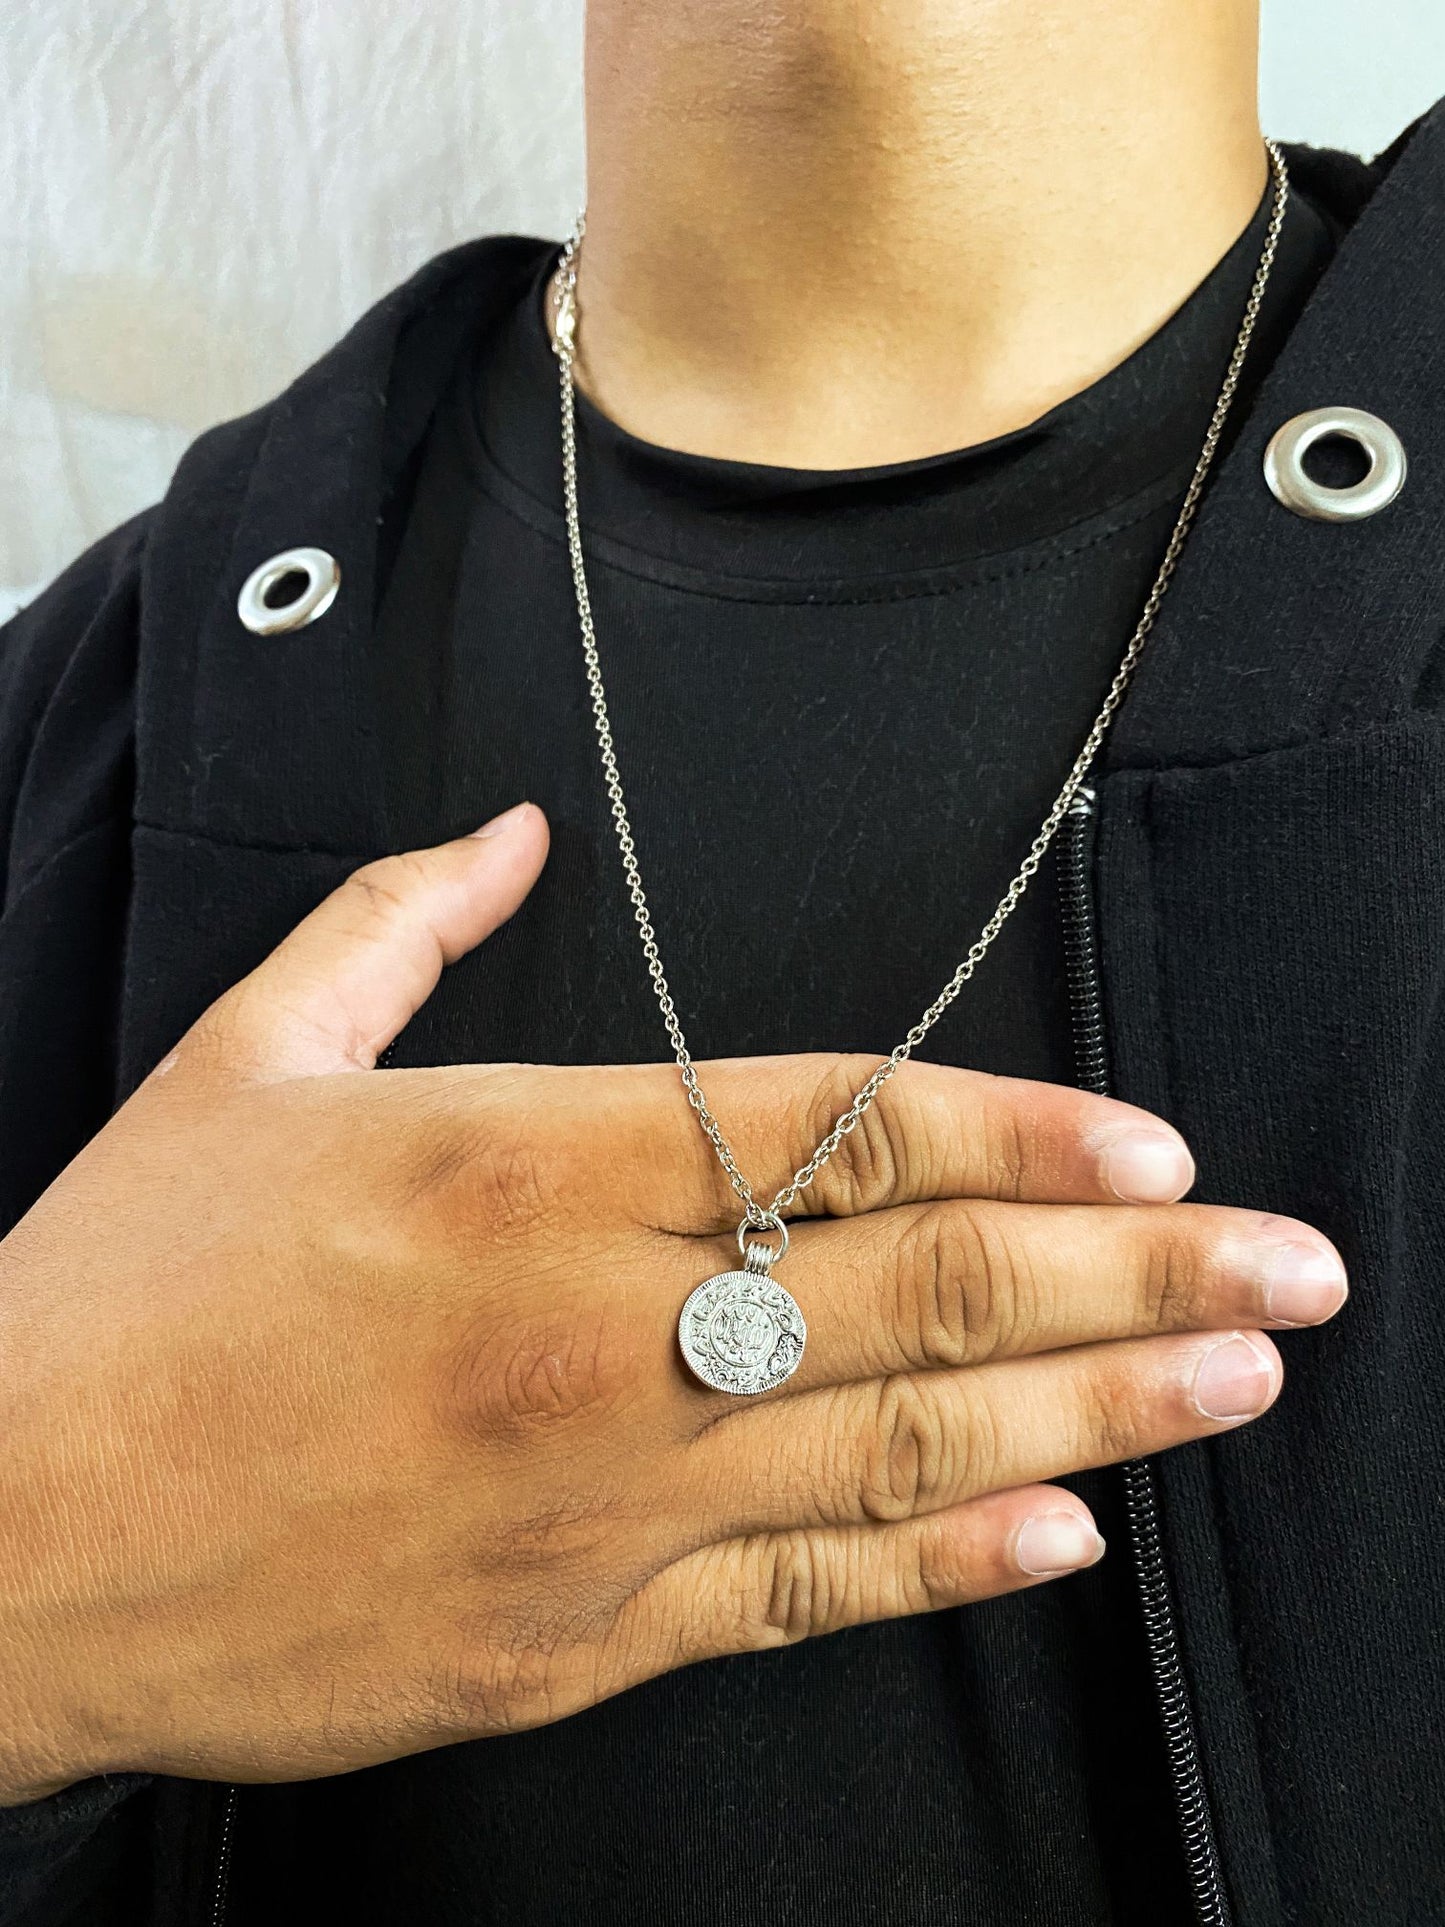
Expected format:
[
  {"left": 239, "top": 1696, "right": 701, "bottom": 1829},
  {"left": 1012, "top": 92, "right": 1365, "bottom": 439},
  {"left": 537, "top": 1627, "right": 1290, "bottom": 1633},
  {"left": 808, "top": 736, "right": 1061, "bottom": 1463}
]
[{"left": 551, "top": 142, "right": 1290, "bottom": 1394}]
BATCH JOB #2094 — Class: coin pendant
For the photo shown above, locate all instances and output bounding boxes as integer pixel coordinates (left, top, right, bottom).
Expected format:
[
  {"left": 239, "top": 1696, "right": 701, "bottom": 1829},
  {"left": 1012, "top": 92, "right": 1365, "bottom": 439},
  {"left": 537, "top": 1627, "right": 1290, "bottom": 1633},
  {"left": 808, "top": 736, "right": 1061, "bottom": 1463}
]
[{"left": 678, "top": 1270, "right": 807, "bottom": 1395}]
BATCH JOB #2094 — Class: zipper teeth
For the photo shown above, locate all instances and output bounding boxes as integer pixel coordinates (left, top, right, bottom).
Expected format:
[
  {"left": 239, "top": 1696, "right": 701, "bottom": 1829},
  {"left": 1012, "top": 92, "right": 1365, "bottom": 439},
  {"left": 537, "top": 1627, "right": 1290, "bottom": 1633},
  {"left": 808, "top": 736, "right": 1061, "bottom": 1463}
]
[
  {"left": 210, "top": 1785, "right": 238, "bottom": 1926},
  {"left": 1060, "top": 801, "right": 1111, "bottom": 1094},
  {"left": 1122, "top": 1460, "right": 1231, "bottom": 1926},
  {"left": 1058, "top": 789, "right": 1232, "bottom": 1927},
  {"left": 1058, "top": 793, "right": 1113, "bottom": 1105}
]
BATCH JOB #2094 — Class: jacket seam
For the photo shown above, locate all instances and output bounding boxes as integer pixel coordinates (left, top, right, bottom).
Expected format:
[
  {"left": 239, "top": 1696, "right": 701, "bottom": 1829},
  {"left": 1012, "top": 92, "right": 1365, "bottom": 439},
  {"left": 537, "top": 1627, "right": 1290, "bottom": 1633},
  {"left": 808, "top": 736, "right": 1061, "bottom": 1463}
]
[
  {"left": 3, "top": 815, "right": 129, "bottom": 920},
  {"left": 1105, "top": 708, "right": 1445, "bottom": 779},
  {"left": 125, "top": 711, "right": 1445, "bottom": 862},
  {"left": 132, "top": 816, "right": 375, "bottom": 862}
]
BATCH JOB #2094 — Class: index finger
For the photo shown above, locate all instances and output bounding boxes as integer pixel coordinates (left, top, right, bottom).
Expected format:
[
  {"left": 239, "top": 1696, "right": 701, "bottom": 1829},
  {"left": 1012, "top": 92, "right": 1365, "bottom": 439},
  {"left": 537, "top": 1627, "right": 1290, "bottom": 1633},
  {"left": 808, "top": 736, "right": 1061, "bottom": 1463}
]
[{"left": 597, "top": 1053, "right": 1195, "bottom": 1228}]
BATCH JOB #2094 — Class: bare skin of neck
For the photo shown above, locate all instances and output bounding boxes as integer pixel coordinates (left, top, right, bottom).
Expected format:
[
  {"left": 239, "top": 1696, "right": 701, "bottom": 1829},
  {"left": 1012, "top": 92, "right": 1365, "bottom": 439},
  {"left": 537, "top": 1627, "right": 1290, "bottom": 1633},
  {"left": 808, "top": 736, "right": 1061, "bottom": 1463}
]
[{"left": 561, "top": 0, "right": 1267, "bottom": 468}]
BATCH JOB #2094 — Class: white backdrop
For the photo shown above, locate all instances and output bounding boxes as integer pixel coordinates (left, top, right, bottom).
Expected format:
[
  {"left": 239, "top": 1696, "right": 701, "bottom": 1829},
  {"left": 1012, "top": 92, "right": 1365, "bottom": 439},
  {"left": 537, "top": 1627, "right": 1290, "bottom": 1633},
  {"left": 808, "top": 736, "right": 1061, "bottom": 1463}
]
[{"left": 4, "top": 0, "right": 1443, "bottom": 619}]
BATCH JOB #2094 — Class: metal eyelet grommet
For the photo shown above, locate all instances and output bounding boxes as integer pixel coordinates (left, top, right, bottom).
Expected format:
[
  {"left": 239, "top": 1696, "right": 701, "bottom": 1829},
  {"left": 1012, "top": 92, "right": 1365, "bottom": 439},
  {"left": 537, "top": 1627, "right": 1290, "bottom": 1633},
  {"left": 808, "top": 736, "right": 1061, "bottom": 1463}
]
[
  {"left": 236, "top": 547, "right": 341, "bottom": 635},
  {"left": 1263, "top": 407, "right": 1407, "bottom": 523}
]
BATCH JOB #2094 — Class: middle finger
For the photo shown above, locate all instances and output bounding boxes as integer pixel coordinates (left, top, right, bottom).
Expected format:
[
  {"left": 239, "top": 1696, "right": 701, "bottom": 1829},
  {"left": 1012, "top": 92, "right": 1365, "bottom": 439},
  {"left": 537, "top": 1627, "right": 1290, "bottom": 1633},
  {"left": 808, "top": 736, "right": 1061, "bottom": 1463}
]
[{"left": 766, "top": 1198, "right": 1348, "bottom": 1394}]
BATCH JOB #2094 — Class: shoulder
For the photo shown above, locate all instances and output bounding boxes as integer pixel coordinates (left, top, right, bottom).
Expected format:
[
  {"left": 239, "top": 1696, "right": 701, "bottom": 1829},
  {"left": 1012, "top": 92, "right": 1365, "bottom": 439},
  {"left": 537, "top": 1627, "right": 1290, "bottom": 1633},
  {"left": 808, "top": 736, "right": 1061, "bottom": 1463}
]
[
  {"left": 0, "top": 508, "right": 152, "bottom": 911},
  {"left": 1281, "top": 93, "right": 1445, "bottom": 230},
  {"left": 1, "top": 233, "right": 550, "bottom": 883}
]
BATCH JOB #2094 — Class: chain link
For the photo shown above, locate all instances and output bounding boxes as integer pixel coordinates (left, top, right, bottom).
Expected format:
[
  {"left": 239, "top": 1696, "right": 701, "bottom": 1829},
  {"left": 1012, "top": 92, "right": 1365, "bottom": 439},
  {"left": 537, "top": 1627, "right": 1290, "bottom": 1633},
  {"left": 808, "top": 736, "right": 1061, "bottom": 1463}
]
[{"left": 551, "top": 142, "right": 1289, "bottom": 1232}]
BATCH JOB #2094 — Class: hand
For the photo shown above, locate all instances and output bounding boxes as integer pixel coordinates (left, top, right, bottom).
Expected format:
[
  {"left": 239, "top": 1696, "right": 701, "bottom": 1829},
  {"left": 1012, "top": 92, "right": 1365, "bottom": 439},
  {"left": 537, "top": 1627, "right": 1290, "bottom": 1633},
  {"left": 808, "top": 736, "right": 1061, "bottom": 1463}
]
[{"left": 0, "top": 802, "right": 1348, "bottom": 1803}]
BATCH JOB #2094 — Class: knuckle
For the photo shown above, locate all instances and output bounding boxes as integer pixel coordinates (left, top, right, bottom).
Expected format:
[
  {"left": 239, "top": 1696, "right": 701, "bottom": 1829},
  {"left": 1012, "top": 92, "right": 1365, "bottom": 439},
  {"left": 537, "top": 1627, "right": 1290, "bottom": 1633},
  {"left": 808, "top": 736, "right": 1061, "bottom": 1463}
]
[
  {"left": 897, "top": 1202, "right": 1037, "bottom": 1369},
  {"left": 345, "top": 852, "right": 426, "bottom": 923},
  {"left": 910, "top": 1520, "right": 967, "bottom": 1614},
  {"left": 951, "top": 1203, "right": 1040, "bottom": 1361},
  {"left": 398, "top": 1094, "right": 566, "bottom": 1239},
  {"left": 435, "top": 1300, "right": 632, "bottom": 1447},
  {"left": 1082, "top": 1364, "right": 1147, "bottom": 1466},
  {"left": 438, "top": 1626, "right": 561, "bottom": 1737},
  {"left": 433, "top": 1569, "right": 635, "bottom": 1736},
  {"left": 497, "top": 1493, "right": 623, "bottom": 1577},
  {"left": 1141, "top": 1224, "right": 1210, "bottom": 1332},
  {"left": 478, "top": 1134, "right": 568, "bottom": 1234},
  {"left": 805, "top": 1057, "right": 908, "bottom": 1213},
  {"left": 860, "top": 1377, "right": 948, "bottom": 1521},
  {"left": 954, "top": 1386, "right": 1004, "bottom": 1496},
  {"left": 980, "top": 1085, "right": 1033, "bottom": 1202},
  {"left": 761, "top": 1532, "right": 837, "bottom": 1642},
  {"left": 897, "top": 1205, "right": 971, "bottom": 1369}
]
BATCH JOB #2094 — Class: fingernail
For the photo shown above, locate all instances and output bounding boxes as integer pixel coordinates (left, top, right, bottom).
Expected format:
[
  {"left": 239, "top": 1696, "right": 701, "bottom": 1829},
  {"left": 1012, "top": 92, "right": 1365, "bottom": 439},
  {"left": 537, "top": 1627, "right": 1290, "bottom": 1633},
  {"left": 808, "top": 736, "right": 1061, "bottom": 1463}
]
[
  {"left": 1014, "top": 1512, "right": 1107, "bottom": 1578},
  {"left": 1258, "top": 1240, "right": 1349, "bottom": 1327},
  {"left": 471, "top": 802, "right": 532, "bottom": 839},
  {"left": 1192, "top": 1333, "right": 1278, "bottom": 1422},
  {"left": 1100, "top": 1129, "right": 1195, "bottom": 1203}
]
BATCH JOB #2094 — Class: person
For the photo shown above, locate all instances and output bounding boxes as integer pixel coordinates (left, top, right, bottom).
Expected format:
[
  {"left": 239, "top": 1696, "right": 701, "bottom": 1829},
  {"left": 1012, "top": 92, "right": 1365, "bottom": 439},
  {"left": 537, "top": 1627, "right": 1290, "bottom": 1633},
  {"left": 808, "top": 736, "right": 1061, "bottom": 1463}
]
[{"left": 0, "top": 2, "right": 1440, "bottom": 1922}]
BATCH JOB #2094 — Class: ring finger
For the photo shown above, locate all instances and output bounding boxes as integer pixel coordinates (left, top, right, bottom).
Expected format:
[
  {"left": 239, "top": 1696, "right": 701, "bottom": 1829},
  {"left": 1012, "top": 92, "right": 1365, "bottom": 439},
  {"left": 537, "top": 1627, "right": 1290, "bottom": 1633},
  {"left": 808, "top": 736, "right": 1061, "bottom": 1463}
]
[{"left": 689, "top": 1327, "right": 1283, "bottom": 1537}]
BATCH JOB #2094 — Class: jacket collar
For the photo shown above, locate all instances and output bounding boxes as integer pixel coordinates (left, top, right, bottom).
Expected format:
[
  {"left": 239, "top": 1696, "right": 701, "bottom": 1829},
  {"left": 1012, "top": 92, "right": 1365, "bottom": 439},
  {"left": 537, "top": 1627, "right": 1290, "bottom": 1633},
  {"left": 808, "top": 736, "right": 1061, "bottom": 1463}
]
[
  {"left": 136, "top": 103, "right": 1445, "bottom": 854},
  {"left": 1109, "top": 96, "right": 1445, "bottom": 770}
]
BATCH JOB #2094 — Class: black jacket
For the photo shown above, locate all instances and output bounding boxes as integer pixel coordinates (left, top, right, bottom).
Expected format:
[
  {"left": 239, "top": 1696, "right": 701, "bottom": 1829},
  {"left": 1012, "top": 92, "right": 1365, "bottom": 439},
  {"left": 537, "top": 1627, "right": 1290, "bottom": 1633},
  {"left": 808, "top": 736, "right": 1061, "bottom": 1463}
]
[{"left": 2, "top": 105, "right": 1444, "bottom": 1925}]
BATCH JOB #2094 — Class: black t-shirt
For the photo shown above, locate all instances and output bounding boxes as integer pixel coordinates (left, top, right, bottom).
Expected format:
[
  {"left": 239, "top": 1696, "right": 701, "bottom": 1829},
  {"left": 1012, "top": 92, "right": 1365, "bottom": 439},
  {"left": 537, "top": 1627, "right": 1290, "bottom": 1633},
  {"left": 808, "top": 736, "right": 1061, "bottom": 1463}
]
[{"left": 351, "top": 183, "right": 1336, "bottom": 1926}]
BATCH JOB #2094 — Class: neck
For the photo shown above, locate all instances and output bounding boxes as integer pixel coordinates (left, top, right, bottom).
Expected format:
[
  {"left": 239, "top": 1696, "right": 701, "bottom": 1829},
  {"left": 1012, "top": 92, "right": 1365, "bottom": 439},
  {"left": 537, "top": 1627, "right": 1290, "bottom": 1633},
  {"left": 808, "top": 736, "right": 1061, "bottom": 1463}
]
[{"left": 569, "top": 0, "right": 1266, "bottom": 468}]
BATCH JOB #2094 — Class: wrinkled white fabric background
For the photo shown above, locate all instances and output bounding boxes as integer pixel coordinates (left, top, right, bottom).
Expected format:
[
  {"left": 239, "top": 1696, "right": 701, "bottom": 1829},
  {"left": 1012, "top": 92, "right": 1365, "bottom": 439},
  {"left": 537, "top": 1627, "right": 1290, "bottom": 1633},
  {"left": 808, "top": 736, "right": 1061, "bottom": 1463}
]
[{"left": 3, "top": 0, "right": 1443, "bottom": 617}]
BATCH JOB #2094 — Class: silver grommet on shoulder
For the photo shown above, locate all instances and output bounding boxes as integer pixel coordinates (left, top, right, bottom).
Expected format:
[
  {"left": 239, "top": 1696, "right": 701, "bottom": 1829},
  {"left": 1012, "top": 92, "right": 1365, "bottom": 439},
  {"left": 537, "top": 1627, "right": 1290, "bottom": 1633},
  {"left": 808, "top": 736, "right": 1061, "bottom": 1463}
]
[
  {"left": 236, "top": 546, "right": 341, "bottom": 635},
  {"left": 1263, "top": 407, "right": 1407, "bottom": 523}
]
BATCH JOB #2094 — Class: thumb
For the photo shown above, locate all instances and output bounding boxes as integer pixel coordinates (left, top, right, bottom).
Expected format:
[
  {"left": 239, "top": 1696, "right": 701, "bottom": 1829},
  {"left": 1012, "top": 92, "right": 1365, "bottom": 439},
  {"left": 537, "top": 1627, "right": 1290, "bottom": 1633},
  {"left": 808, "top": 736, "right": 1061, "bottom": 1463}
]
[{"left": 174, "top": 802, "right": 549, "bottom": 1084}]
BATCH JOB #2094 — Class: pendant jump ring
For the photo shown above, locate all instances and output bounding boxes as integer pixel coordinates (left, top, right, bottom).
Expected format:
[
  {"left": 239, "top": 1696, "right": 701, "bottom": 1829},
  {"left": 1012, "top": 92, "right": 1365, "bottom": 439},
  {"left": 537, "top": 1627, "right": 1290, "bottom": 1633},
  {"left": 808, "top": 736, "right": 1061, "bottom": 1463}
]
[{"left": 736, "top": 1211, "right": 789, "bottom": 1265}]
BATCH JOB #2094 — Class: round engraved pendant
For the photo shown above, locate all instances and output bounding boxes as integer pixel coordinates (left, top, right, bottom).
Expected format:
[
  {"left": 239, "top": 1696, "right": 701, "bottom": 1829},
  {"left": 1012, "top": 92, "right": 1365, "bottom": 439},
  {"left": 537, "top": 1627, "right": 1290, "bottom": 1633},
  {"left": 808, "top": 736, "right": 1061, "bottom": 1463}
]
[{"left": 678, "top": 1270, "right": 807, "bottom": 1395}]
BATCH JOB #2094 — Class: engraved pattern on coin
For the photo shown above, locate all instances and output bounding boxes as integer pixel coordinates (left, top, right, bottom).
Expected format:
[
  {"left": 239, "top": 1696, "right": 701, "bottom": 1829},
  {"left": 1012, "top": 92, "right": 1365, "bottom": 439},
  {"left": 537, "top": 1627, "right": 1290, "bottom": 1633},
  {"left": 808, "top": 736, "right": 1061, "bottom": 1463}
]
[{"left": 678, "top": 1271, "right": 807, "bottom": 1395}]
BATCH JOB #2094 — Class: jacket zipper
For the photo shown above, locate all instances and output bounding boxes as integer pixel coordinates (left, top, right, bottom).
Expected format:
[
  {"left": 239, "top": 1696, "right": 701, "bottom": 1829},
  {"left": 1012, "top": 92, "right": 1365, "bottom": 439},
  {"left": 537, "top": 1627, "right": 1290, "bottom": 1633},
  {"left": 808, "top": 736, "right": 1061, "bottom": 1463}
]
[
  {"left": 209, "top": 1784, "right": 237, "bottom": 1925},
  {"left": 1058, "top": 786, "right": 1233, "bottom": 1927}
]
